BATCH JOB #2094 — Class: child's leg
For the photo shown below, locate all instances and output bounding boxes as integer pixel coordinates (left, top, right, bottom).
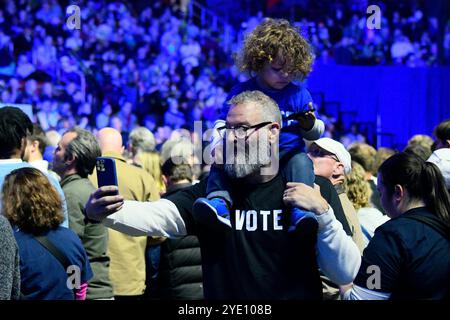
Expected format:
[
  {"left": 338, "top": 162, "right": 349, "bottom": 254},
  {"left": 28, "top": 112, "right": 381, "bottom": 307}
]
[
  {"left": 193, "top": 165, "right": 232, "bottom": 229},
  {"left": 206, "top": 164, "right": 232, "bottom": 205},
  {"left": 281, "top": 152, "right": 317, "bottom": 231},
  {"left": 282, "top": 152, "right": 315, "bottom": 187}
]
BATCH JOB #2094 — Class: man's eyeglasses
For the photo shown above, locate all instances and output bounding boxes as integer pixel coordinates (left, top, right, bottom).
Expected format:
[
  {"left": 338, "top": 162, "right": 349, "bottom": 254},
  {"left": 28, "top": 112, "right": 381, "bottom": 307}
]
[
  {"left": 217, "top": 121, "right": 273, "bottom": 140},
  {"left": 308, "top": 148, "right": 339, "bottom": 162}
]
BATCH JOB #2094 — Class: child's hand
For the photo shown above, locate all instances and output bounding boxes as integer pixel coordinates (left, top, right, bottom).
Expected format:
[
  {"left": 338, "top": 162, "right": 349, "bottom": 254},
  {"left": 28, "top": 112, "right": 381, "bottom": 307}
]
[
  {"left": 287, "top": 103, "right": 316, "bottom": 131},
  {"left": 297, "top": 110, "right": 316, "bottom": 131}
]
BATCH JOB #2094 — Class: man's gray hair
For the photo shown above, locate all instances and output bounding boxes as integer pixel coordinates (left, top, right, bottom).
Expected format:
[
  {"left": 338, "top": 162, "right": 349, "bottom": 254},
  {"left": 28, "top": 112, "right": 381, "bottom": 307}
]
[
  {"left": 64, "top": 127, "right": 101, "bottom": 178},
  {"left": 128, "top": 127, "right": 156, "bottom": 155},
  {"left": 160, "top": 139, "right": 194, "bottom": 165},
  {"left": 228, "top": 90, "right": 282, "bottom": 125}
]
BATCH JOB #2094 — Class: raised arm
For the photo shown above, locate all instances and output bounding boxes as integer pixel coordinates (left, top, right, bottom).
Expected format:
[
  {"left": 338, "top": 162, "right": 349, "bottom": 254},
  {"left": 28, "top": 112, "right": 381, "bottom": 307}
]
[
  {"left": 85, "top": 186, "right": 187, "bottom": 238},
  {"left": 283, "top": 182, "right": 361, "bottom": 285},
  {"left": 301, "top": 118, "right": 325, "bottom": 141},
  {"left": 315, "top": 205, "right": 361, "bottom": 285},
  {"left": 103, "top": 199, "right": 187, "bottom": 238}
]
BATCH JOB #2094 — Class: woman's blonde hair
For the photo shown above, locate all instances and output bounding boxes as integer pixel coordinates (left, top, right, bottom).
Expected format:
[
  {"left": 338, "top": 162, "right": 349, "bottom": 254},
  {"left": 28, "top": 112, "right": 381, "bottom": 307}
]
[
  {"left": 2, "top": 167, "right": 63, "bottom": 235},
  {"left": 236, "top": 18, "right": 314, "bottom": 78},
  {"left": 137, "top": 151, "right": 165, "bottom": 193},
  {"left": 345, "top": 161, "right": 371, "bottom": 210}
]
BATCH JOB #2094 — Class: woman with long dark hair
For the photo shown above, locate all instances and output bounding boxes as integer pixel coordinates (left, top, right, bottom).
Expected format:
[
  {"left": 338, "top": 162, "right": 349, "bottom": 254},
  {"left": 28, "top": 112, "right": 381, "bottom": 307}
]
[{"left": 342, "top": 152, "right": 450, "bottom": 299}]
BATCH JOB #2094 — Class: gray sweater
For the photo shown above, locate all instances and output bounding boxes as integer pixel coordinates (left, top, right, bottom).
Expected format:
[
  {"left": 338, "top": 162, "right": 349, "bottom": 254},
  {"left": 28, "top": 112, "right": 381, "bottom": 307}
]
[{"left": 0, "top": 215, "right": 20, "bottom": 300}]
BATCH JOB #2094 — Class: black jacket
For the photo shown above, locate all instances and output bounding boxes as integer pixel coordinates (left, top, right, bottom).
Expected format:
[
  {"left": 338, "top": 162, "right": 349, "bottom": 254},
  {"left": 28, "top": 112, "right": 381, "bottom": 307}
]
[
  {"left": 315, "top": 175, "right": 352, "bottom": 236},
  {"left": 157, "top": 183, "right": 204, "bottom": 300}
]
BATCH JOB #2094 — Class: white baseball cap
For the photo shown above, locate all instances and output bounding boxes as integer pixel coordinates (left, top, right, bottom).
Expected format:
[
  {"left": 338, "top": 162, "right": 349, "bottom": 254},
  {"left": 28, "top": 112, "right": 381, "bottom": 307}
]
[
  {"left": 309, "top": 138, "right": 352, "bottom": 175},
  {"left": 427, "top": 148, "right": 450, "bottom": 189}
]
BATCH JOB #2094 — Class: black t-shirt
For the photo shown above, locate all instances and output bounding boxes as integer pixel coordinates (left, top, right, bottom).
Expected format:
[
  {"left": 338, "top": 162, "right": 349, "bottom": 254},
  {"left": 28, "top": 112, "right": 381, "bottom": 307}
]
[
  {"left": 354, "top": 207, "right": 450, "bottom": 299},
  {"left": 165, "top": 176, "right": 322, "bottom": 300}
]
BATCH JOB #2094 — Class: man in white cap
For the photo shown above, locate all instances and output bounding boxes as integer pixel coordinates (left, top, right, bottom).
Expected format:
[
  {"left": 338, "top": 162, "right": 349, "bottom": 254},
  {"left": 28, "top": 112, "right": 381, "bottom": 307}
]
[
  {"left": 307, "top": 138, "right": 365, "bottom": 253},
  {"left": 427, "top": 148, "right": 450, "bottom": 191}
]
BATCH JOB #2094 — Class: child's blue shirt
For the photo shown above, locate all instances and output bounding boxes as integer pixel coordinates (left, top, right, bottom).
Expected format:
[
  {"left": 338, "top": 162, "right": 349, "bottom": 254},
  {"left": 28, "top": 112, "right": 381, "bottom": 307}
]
[{"left": 221, "top": 77, "right": 315, "bottom": 152}]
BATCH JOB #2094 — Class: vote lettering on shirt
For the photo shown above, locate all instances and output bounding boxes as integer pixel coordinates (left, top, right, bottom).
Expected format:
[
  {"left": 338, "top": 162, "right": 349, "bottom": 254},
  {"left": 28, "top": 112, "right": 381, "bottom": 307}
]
[
  {"left": 167, "top": 176, "right": 322, "bottom": 299},
  {"left": 234, "top": 209, "right": 283, "bottom": 231}
]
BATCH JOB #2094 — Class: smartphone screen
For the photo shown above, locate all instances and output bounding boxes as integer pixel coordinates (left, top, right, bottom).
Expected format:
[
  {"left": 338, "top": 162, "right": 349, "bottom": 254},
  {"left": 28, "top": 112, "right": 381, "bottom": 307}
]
[{"left": 96, "top": 157, "right": 119, "bottom": 194}]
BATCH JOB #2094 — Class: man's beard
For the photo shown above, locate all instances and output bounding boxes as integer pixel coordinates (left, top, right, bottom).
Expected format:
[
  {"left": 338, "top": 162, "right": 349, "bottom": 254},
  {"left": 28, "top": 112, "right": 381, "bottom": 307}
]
[
  {"left": 224, "top": 139, "right": 272, "bottom": 179},
  {"left": 224, "top": 162, "right": 261, "bottom": 179}
]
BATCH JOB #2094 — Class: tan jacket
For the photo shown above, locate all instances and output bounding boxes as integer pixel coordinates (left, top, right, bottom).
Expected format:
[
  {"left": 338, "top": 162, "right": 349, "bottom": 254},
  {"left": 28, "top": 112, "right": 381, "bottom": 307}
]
[
  {"left": 336, "top": 186, "right": 365, "bottom": 254},
  {"left": 90, "top": 151, "right": 160, "bottom": 296},
  {"left": 322, "top": 185, "right": 365, "bottom": 300}
]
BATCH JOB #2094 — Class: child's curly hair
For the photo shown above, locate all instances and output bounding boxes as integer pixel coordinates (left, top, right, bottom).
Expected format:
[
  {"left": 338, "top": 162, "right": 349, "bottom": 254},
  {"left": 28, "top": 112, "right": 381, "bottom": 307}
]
[{"left": 236, "top": 18, "right": 314, "bottom": 78}]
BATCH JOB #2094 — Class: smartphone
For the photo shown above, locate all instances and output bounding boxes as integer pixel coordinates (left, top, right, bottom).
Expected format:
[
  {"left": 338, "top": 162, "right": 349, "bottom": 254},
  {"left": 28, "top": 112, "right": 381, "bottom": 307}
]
[
  {"left": 285, "top": 108, "right": 316, "bottom": 121},
  {"left": 96, "top": 157, "right": 119, "bottom": 194}
]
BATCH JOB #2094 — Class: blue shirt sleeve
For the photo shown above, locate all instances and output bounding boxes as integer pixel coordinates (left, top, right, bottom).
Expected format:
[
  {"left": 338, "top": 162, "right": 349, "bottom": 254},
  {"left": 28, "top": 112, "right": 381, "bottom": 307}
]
[{"left": 47, "top": 174, "right": 69, "bottom": 228}]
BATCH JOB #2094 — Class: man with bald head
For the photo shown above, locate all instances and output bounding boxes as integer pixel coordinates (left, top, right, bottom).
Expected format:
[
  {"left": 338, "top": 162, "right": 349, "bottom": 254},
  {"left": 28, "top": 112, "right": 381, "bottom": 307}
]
[
  {"left": 90, "top": 127, "right": 160, "bottom": 300},
  {"left": 97, "top": 127, "right": 125, "bottom": 154}
]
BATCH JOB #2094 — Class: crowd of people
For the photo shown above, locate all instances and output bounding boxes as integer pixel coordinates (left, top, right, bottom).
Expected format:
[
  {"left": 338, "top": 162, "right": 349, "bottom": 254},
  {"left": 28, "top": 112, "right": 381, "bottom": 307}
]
[
  {"left": 1, "top": 99, "right": 449, "bottom": 301},
  {"left": 0, "top": 0, "right": 232, "bottom": 139},
  {"left": 241, "top": 0, "right": 450, "bottom": 67},
  {"left": 0, "top": 1, "right": 449, "bottom": 301},
  {"left": 0, "top": 0, "right": 449, "bottom": 147}
]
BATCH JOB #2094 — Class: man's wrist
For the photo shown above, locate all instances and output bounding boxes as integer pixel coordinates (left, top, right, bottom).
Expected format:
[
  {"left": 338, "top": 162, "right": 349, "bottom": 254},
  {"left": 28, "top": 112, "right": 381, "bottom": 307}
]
[
  {"left": 312, "top": 202, "right": 329, "bottom": 215},
  {"left": 83, "top": 209, "right": 102, "bottom": 223},
  {"left": 84, "top": 215, "right": 102, "bottom": 224}
]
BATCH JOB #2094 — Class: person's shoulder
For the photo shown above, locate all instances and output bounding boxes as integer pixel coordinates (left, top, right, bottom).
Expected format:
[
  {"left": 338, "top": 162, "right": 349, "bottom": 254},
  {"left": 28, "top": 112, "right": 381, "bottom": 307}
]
[
  {"left": 63, "top": 176, "right": 95, "bottom": 199},
  {"left": 315, "top": 175, "right": 331, "bottom": 185},
  {"left": 373, "top": 214, "right": 416, "bottom": 242},
  {"left": 45, "top": 170, "right": 62, "bottom": 187},
  {"left": 0, "top": 217, "right": 17, "bottom": 258},
  {"left": 229, "top": 78, "right": 257, "bottom": 94},
  {"left": 287, "top": 82, "right": 312, "bottom": 100},
  {"left": 359, "top": 207, "right": 386, "bottom": 217},
  {"left": 12, "top": 229, "right": 33, "bottom": 244},
  {"left": 314, "top": 175, "right": 334, "bottom": 192},
  {"left": 391, "top": 209, "right": 448, "bottom": 237},
  {"left": 72, "top": 176, "right": 96, "bottom": 191},
  {"left": 164, "top": 178, "right": 207, "bottom": 202},
  {"left": 119, "top": 162, "right": 156, "bottom": 185},
  {"left": 51, "top": 226, "right": 83, "bottom": 244},
  {"left": 48, "top": 227, "right": 88, "bottom": 258},
  {"left": 0, "top": 215, "right": 13, "bottom": 234},
  {"left": 117, "top": 159, "right": 147, "bottom": 175},
  {"left": 2, "top": 162, "right": 32, "bottom": 170},
  {"left": 186, "top": 178, "right": 207, "bottom": 195},
  {"left": 286, "top": 81, "right": 309, "bottom": 92}
]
